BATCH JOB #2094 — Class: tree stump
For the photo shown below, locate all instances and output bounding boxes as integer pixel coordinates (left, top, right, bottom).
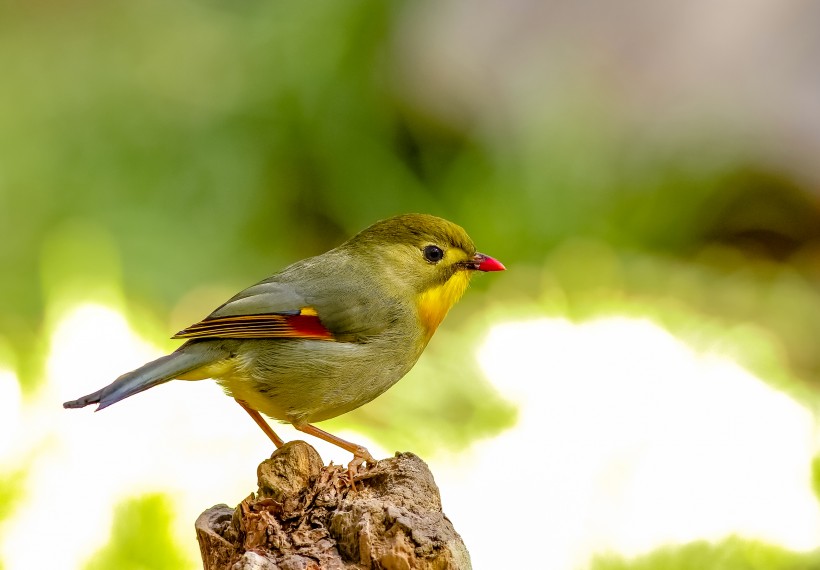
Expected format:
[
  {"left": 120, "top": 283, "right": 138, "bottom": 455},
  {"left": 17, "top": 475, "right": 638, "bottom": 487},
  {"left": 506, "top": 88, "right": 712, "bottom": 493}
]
[{"left": 195, "top": 441, "right": 472, "bottom": 569}]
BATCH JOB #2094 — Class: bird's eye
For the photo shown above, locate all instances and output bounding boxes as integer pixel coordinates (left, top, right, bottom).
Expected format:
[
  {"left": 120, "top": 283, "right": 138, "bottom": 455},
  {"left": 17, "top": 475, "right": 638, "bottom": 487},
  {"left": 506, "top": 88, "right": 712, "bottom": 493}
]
[{"left": 423, "top": 245, "right": 444, "bottom": 263}]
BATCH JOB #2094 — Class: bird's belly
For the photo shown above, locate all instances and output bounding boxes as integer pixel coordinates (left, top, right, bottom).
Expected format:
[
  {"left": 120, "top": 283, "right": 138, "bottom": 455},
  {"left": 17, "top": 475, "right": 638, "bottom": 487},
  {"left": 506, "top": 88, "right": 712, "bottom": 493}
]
[
  {"left": 215, "top": 338, "right": 420, "bottom": 425},
  {"left": 222, "top": 373, "right": 293, "bottom": 422}
]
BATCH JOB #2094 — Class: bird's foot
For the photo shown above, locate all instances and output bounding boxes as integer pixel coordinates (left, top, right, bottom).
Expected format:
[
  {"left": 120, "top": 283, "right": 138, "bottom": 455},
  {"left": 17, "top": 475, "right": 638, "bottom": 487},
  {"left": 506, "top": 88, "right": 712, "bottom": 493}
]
[
  {"left": 345, "top": 446, "right": 376, "bottom": 488},
  {"left": 348, "top": 447, "right": 375, "bottom": 471}
]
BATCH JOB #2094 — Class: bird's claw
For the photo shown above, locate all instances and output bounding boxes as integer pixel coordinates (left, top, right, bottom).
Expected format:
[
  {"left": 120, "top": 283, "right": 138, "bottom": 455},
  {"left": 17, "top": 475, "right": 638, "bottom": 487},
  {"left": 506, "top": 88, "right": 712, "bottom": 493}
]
[{"left": 345, "top": 446, "right": 376, "bottom": 487}]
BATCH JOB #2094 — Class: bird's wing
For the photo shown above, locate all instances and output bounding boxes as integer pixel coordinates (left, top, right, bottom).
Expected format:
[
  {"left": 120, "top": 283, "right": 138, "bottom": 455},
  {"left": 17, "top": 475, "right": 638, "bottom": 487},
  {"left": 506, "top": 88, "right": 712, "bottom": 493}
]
[
  {"left": 171, "top": 271, "right": 398, "bottom": 342},
  {"left": 172, "top": 281, "right": 334, "bottom": 340}
]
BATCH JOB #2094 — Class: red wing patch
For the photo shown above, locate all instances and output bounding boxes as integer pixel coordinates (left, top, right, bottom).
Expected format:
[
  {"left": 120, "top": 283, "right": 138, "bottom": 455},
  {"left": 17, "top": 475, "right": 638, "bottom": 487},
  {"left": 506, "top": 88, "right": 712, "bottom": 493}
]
[{"left": 172, "top": 307, "right": 334, "bottom": 340}]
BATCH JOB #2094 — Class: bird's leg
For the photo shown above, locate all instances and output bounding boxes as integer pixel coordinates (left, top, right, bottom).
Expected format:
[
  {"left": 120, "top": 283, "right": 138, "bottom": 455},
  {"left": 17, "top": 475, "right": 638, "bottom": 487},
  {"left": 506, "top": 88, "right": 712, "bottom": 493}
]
[
  {"left": 235, "top": 399, "right": 285, "bottom": 448},
  {"left": 292, "top": 423, "right": 375, "bottom": 474}
]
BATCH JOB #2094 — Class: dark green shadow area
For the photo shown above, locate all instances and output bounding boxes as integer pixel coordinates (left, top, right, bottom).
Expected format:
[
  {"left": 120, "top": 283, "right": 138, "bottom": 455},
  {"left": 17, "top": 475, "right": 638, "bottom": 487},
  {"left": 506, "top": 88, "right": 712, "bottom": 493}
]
[
  {"left": 592, "top": 537, "right": 820, "bottom": 570},
  {"left": 84, "top": 494, "right": 190, "bottom": 570}
]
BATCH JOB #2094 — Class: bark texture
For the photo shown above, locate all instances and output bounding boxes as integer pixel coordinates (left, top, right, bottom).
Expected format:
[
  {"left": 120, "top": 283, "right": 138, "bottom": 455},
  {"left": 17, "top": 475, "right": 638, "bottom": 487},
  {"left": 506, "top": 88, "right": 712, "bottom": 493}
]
[{"left": 195, "top": 441, "right": 471, "bottom": 570}]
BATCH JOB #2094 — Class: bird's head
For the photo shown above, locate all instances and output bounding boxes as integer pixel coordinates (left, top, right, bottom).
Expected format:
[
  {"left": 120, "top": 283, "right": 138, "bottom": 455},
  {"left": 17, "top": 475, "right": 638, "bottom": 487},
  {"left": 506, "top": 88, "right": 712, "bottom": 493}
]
[{"left": 346, "top": 213, "right": 505, "bottom": 335}]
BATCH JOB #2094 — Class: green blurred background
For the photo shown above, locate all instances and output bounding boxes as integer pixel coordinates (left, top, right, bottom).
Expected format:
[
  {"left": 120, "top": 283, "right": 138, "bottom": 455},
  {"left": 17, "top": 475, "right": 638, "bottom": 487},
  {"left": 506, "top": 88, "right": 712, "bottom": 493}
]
[{"left": 2, "top": 0, "right": 820, "bottom": 568}]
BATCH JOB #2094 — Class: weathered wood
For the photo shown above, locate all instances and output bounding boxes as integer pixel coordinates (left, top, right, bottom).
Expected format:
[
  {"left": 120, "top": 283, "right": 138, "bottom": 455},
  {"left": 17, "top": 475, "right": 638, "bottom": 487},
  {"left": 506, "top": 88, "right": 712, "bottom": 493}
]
[
  {"left": 195, "top": 505, "right": 237, "bottom": 570},
  {"left": 195, "top": 441, "right": 471, "bottom": 569}
]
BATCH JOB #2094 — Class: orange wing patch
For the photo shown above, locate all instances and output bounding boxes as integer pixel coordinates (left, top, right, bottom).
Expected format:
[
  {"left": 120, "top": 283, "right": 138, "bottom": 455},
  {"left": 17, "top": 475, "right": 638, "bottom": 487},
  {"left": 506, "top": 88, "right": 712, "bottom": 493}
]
[{"left": 173, "top": 307, "right": 334, "bottom": 340}]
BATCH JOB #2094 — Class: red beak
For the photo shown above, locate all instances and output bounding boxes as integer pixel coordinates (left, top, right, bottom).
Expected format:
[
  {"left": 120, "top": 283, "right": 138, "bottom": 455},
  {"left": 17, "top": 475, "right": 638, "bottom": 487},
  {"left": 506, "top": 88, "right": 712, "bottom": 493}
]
[{"left": 472, "top": 252, "right": 505, "bottom": 272}]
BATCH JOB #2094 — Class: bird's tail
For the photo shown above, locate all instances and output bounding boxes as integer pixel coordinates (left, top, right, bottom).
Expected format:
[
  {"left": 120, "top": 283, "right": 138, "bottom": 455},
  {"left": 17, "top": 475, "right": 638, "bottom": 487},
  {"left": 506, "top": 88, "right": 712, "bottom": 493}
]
[{"left": 63, "top": 342, "right": 227, "bottom": 411}]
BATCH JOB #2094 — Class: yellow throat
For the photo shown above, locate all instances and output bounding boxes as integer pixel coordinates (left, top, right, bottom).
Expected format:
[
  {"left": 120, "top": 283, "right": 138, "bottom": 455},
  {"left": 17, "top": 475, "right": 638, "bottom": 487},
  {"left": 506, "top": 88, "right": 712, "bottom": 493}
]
[{"left": 417, "top": 270, "right": 472, "bottom": 336}]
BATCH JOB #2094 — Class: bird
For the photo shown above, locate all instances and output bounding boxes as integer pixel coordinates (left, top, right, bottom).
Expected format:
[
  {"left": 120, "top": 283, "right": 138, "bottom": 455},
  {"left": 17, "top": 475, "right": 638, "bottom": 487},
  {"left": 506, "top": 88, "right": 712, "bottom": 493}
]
[{"left": 63, "top": 213, "right": 505, "bottom": 469}]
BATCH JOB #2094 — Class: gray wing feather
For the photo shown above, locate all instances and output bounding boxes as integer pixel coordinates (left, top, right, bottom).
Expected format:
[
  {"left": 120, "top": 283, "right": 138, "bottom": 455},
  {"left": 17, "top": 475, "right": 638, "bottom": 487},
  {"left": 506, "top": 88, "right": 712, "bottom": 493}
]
[
  {"left": 198, "top": 250, "right": 406, "bottom": 341},
  {"left": 208, "top": 281, "right": 308, "bottom": 318}
]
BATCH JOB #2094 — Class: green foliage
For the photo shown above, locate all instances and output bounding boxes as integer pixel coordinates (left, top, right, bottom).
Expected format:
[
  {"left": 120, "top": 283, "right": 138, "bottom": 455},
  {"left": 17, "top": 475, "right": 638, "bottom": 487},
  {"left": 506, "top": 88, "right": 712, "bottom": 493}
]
[
  {"left": 84, "top": 494, "right": 190, "bottom": 570},
  {"left": 813, "top": 456, "right": 820, "bottom": 503},
  {"left": 0, "top": 467, "right": 25, "bottom": 526},
  {"left": 591, "top": 537, "right": 820, "bottom": 570},
  {"left": 4, "top": 0, "right": 816, "bottom": 361},
  {"left": 0, "top": 461, "right": 33, "bottom": 570}
]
